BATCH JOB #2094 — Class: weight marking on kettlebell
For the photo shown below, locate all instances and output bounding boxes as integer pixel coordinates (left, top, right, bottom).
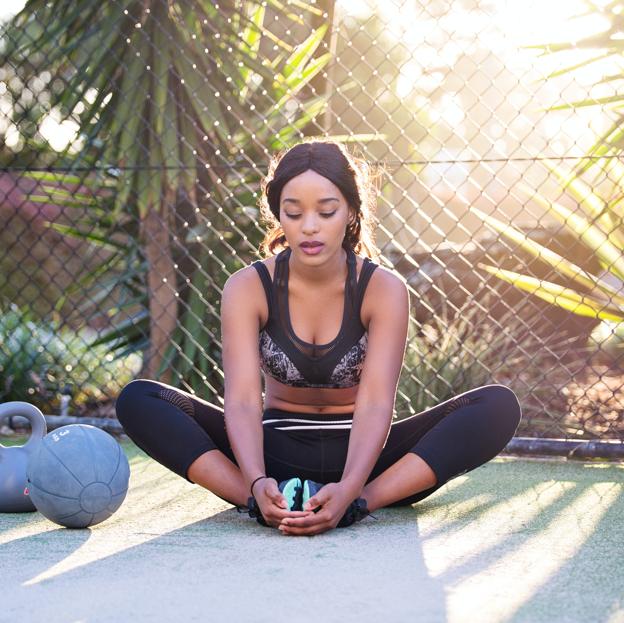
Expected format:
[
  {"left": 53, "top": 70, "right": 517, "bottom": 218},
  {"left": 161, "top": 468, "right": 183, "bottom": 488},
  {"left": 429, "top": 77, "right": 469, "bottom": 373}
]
[{"left": 52, "top": 429, "right": 71, "bottom": 442}]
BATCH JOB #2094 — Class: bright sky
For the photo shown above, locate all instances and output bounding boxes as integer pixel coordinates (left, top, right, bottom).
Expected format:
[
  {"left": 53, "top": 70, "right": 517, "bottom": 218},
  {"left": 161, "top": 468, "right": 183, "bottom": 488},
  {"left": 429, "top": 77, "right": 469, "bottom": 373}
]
[
  {"left": 338, "top": 1, "right": 615, "bottom": 105},
  {"left": 335, "top": 0, "right": 624, "bottom": 213},
  {"left": 0, "top": 0, "right": 26, "bottom": 22}
]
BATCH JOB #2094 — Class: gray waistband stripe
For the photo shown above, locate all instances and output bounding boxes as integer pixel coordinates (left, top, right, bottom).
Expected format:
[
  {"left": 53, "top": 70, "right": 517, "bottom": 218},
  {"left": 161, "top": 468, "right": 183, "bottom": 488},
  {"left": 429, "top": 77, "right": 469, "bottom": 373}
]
[
  {"left": 272, "top": 424, "right": 352, "bottom": 430},
  {"left": 263, "top": 417, "right": 353, "bottom": 425}
]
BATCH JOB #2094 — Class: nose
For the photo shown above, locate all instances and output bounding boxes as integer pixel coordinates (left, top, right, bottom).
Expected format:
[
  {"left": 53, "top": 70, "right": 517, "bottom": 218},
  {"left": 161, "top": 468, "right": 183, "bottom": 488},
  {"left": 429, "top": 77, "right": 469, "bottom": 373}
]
[{"left": 301, "top": 213, "right": 320, "bottom": 235}]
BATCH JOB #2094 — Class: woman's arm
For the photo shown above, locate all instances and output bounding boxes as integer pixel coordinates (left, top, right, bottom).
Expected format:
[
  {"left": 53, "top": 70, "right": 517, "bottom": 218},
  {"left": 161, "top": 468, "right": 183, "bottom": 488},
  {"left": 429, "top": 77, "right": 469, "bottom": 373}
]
[
  {"left": 340, "top": 270, "right": 410, "bottom": 497},
  {"left": 222, "top": 268, "right": 314, "bottom": 528},
  {"left": 220, "top": 268, "right": 266, "bottom": 493},
  {"left": 223, "top": 404, "right": 265, "bottom": 493}
]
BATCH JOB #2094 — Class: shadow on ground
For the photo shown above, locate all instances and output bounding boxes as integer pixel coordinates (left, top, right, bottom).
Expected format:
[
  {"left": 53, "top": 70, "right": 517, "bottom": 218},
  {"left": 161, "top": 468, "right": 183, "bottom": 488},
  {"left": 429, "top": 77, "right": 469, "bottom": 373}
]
[{"left": 1, "top": 438, "right": 622, "bottom": 623}]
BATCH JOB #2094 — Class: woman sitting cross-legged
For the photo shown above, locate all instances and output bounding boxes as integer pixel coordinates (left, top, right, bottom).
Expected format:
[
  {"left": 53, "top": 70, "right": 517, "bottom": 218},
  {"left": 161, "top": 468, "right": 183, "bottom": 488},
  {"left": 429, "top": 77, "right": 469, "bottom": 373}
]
[{"left": 116, "top": 139, "right": 522, "bottom": 536}]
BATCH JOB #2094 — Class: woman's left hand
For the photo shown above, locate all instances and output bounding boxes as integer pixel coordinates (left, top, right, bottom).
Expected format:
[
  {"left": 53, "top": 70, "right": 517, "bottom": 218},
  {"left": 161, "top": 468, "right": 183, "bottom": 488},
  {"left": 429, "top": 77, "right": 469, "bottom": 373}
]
[{"left": 278, "top": 482, "right": 359, "bottom": 536}]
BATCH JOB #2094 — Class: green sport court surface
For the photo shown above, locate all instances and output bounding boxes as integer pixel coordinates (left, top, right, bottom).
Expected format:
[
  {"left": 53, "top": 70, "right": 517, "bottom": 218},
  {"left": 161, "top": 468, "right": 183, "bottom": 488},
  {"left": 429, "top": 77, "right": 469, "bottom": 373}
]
[{"left": 1, "top": 438, "right": 622, "bottom": 623}]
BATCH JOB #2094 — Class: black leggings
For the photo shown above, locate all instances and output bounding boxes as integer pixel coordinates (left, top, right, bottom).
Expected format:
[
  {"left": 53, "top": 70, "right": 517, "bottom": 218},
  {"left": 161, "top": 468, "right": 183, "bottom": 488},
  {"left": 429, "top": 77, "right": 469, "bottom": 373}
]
[{"left": 115, "top": 380, "right": 522, "bottom": 508}]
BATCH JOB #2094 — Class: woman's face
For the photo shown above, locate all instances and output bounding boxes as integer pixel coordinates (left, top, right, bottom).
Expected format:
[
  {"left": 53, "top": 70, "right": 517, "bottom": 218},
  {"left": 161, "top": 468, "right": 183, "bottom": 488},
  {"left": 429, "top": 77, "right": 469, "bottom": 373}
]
[{"left": 279, "top": 169, "right": 355, "bottom": 260}]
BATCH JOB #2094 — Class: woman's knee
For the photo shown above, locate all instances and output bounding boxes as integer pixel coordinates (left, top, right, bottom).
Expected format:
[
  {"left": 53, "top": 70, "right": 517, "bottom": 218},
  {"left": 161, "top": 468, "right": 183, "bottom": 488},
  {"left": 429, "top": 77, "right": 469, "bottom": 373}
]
[
  {"left": 115, "top": 378, "right": 161, "bottom": 426},
  {"left": 481, "top": 383, "right": 522, "bottom": 435}
]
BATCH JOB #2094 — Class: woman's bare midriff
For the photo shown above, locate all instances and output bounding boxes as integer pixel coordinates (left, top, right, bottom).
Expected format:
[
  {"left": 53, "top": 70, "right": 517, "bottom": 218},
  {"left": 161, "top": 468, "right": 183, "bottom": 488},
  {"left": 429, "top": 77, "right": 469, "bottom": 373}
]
[{"left": 263, "top": 375, "right": 358, "bottom": 414}]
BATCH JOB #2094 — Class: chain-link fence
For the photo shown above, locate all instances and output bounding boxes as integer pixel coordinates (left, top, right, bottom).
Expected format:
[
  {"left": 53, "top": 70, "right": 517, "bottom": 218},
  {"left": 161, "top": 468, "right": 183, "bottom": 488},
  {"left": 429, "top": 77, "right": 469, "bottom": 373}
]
[{"left": 1, "top": 1, "right": 623, "bottom": 454}]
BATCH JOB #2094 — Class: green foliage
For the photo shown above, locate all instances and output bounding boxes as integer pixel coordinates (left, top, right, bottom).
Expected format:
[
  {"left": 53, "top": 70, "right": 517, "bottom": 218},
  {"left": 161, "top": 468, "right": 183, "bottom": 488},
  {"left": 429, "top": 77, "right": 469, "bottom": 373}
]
[
  {"left": 2, "top": 0, "right": 337, "bottom": 217},
  {"left": 1, "top": 1, "right": 350, "bottom": 398},
  {"left": 0, "top": 302, "right": 141, "bottom": 412},
  {"left": 527, "top": 1, "right": 624, "bottom": 162},
  {"left": 394, "top": 294, "right": 562, "bottom": 425},
  {"left": 472, "top": 158, "right": 624, "bottom": 325},
  {"left": 590, "top": 319, "right": 624, "bottom": 363},
  {"left": 468, "top": 3, "right": 624, "bottom": 350}
]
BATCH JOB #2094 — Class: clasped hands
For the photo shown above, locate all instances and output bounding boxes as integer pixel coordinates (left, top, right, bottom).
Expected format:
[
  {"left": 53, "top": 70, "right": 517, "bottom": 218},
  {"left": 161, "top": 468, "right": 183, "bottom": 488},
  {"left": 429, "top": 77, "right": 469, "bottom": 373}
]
[{"left": 255, "top": 478, "right": 359, "bottom": 536}]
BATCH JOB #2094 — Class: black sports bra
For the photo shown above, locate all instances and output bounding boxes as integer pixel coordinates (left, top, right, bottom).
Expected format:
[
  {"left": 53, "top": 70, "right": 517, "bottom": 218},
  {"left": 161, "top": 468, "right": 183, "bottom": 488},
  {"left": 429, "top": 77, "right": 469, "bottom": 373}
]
[{"left": 252, "top": 247, "right": 378, "bottom": 388}]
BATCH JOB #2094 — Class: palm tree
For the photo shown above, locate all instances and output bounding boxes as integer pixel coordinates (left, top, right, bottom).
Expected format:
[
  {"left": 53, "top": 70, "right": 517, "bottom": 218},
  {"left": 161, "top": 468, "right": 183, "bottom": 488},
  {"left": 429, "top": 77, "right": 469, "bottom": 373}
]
[{"left": 2, "top": 0, "right": 333, "bottom": 385}]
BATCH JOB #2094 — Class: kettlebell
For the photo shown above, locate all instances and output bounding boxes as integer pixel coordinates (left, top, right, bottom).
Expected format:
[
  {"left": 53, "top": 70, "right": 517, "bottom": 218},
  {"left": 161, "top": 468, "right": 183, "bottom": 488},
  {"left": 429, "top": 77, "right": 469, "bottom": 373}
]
[{"left": 0, "top": 401, "right": 47, "bottom": 512}]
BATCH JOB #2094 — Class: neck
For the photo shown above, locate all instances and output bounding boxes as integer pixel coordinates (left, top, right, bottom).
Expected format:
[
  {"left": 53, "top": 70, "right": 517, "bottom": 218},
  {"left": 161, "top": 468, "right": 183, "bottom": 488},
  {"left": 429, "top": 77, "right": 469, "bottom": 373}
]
[{"left": 288, "top": 246, "right": 348, "bottom": 286}]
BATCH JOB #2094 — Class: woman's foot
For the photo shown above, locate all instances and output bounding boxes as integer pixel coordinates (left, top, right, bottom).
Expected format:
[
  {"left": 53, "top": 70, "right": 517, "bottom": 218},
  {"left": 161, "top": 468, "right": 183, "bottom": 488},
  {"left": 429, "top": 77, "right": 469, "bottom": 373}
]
[
  {"left": 302, "top": 479, "right": 378, "bottom": 528},
  {"left": 237, "top": 477, "right": 304, "bottom": 526}
]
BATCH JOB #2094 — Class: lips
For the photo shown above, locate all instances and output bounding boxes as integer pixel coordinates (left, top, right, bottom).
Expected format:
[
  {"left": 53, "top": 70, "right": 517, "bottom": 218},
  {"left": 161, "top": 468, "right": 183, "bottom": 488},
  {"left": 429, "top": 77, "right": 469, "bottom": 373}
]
[{"left": 300, "top": 242, "right": 323, "bottom": 248}]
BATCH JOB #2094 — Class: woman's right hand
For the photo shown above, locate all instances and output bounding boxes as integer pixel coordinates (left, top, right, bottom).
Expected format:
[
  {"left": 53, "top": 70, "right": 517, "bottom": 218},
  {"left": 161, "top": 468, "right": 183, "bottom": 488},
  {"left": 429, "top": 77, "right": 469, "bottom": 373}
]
[{"left": 254, "top": 478, "right": 312, "bottom": 528}]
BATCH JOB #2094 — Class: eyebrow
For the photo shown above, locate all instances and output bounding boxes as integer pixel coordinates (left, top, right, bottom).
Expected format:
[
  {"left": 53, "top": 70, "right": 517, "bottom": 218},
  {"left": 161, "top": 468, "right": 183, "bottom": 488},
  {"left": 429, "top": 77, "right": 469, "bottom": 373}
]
[{"left": 281, "top": 197, "right": 340, "bottom": 205}]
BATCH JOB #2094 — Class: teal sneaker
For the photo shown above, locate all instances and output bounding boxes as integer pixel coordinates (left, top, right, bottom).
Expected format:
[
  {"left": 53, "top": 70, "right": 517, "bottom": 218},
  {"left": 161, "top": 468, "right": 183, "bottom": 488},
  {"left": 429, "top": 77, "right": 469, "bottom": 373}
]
[
  {"left": 336, "top": 498, "right": 377, "bottom": 528},
  {"left": 279, "top": 477, "right": 303, "bottom": 511},
  {"left": 301, "top": 479, "right": 324, "bottom": 512},
  {"left": 237, "top": 477, "right": 304, "bottom": 527},
  {"left": 301, "top": 479, "right": 378, "bottom": 527}
]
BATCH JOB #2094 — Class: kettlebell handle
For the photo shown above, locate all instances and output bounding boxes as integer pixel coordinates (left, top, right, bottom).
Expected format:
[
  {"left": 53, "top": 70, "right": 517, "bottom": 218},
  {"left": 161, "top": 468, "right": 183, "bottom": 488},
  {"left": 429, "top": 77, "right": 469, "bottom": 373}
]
[{"left": 0, "top": 401, "right": 47, "bottom": 451}]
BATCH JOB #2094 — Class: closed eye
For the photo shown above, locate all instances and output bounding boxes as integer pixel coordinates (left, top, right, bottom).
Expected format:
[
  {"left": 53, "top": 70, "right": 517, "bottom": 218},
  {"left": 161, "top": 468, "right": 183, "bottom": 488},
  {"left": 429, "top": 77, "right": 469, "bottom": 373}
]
[{"left": 285, "top": 211, "right": 337, "bottom": 219}]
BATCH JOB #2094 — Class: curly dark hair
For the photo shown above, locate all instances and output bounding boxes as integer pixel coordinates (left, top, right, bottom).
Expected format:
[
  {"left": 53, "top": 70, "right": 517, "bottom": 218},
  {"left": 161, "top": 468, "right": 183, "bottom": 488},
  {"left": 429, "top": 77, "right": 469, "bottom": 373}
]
[{"left": 258, "top": 139, "right": 381, "bottom": 261}]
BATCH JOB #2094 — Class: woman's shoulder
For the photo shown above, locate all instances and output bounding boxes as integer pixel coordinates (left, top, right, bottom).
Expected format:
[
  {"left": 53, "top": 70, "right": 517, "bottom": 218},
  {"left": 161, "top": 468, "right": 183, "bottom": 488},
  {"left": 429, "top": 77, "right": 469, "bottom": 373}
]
[
  {"left": 356, "top": 253, "right": 404, "bottom": 283},
  {"left": 253, "top": 254, "right": 277, "bottom": 281},
  {"left": 361, "top": 258, "right": 408, "bottom": 300},
  {"left": 222, "top": 263, "right": 268, "bottom": 325},
  {"left": 224, "top": 255, "right": 277, "bottom": 290},
  {"left": 358, "top": 257, "right": 407, "bottom": 327}
]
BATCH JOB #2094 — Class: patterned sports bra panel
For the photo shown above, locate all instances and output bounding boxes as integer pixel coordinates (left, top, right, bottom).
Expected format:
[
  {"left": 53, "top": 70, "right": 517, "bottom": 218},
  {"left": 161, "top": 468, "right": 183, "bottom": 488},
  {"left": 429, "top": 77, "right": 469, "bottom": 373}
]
[{"left": 252, "top": 247, "right": 378, "bottom": 389}]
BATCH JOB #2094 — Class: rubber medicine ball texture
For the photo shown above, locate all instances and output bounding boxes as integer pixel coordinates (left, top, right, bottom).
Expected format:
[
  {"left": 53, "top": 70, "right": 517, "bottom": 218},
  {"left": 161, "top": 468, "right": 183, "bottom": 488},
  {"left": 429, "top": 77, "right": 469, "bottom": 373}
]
[{"left": 26, "top": 424, "right": 130, "bottom": 528}]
